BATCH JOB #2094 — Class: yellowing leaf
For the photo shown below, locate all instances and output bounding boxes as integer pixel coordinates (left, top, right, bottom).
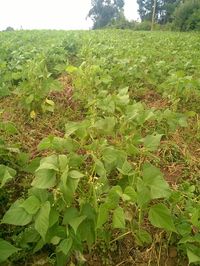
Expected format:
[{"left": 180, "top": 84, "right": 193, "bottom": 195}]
[
  {"left": 30, "top": 110, "right": 36, "bottom": 119},
  {"left": 45, "top": 98, "right": 55, "bottom": 106}
]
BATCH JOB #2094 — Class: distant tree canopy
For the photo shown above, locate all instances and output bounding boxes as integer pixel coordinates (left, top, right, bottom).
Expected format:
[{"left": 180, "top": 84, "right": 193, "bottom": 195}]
[
  {"left": 88, "top": 0, "right": 200, "bottom": 31},
  {"left": 88, "top": 0, "right": 125, "bottom": 29},
  {"left": 173, "top": 0, "right": 200, "bottom": 31},
  {"left": 137, "top": 0, "right": 181, "bottom": 24},
  {"left": 5, "top": 26, "right": 14, "bottom": 31}
]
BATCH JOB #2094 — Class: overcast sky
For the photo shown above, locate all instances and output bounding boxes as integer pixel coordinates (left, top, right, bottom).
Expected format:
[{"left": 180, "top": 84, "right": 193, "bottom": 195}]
[{"left": 0, "top": 0, "right": 139, "bottom": 31}]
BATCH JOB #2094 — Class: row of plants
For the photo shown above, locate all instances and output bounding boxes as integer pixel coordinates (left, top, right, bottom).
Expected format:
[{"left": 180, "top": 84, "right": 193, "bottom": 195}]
[{"left": 0, "top": 30, "right": 200, "bottom": 265}]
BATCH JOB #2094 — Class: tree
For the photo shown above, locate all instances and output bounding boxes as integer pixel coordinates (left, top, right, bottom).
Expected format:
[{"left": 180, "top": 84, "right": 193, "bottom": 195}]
[
  {"left": 173, "top": 0, "right": 200, "bottom": 31},
  {"left": 5, "top": 26, "right": 14, "bottom": 31},
  {"left": 137, "top": 0, "right": 181, "bottom": 24},
  {"left": 88, "top": 0, "right": 125, "bottom": 29}
]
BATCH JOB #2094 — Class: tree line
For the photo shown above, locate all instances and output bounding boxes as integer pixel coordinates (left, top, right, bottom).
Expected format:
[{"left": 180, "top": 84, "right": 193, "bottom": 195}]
[{"left": 88, "top": 0, "right": 200, "bottom": 31}]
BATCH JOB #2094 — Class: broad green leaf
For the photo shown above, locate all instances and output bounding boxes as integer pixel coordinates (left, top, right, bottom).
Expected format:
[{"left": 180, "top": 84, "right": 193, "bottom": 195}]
[
  {"left": 60, "top": 177, "right": 80, "bottom": 204},
  {"left": 94, "top": 158, "right": 106, "bottom": 179},
  {"left": 0, "top": 239, "right": 20, "bottom": 263},
  {"left": 49, "top": 208, "right": 59, "bottom": 228},
  {"left": 36, "top": 155, "right": 59, "bottom": 172},
  {"left": 31, "top": 169, "right": 56, "bottom": 189},
  {"left": 69, "top": 215, "right": 87, "bottom": 234},
  {"left": 148, "top": 203, "right": 176, "bottom": 232},
  {"left": 65, "top": 122, "right": 80, "bottom": 137},
  {"left": 21, "top": 195, "right": 40, "bottom": 215},
  {"left": 0, "top": 121, "right": 18, "bottom": 135},
  {"left": 29, "top": 188, "right": 49, "bottom": 203},
  {"left": 136, "top": 180, "right": 151, "bottom": 207},
  {"left": 97, "top": 203, "right": 109, "bottom": 229},
  {"left": 107, "top": 186, "right": 122, "bottom": 209},
  {"left": 143, "top": 133, "right": 163, "bottom": 152},
  {"left": 187, "top": 245, "right": 200, "bottom": 264},
  {"left": 57, "top": 237, "right": 73, "bottom": 256},
  {"left": 53, "top": 137, "right": 78, "bottom": 152},
  {"left": 63, "top": 207, "right": 86, "bottom": 233},
  {"left": 117, "top": 161, "right": 133, "bottom": 176},
  {"left": 93, "top": 117, "right": 116, "bottom": 135},
  {"left": 0, "top": 165, "right": 16, "bottom": 188},
  {"left": 37, "top": 136, "right": 54, "bottom": 150},
  {"left": 2, "top": 200, "right": 32, "bottom": 226},
  {"left": 35, "top": 201, "right": 51, "bottom": 241},
  {"left": 63, "top": 207, "right": 79, "bottom": 225},
  {"left": 135, "top": 229, "right": 152, "bottom": 245},
  {"left": 123, "top": 186, "right": 137, "bottom": 202},
  {"left": 142, "top": 164, "right": 170, "bottom": 199},
  {"left": 58, "top": 155, "right": 69, "bottom": 172},
  {"left": 113, "top": 207, "right": 125, "bottom": 229},
  {"left": 36, "top": 163, "right": 59, "bottom": 172},
  {"left": 69, "top": 170, "right": 84, "bottom": 179}
]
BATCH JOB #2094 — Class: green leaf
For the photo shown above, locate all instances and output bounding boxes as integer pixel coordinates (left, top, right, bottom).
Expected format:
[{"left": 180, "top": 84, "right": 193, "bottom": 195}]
[
  {"left": 107, "top": 186, "right": 122, "bottom": 209},
  {"left": 63, "top": 207, "right": 79, "bottom": 225},
  {"left": 62, "top": 208, "right": 86, "bottom": 234},
  {"left": 143, "top": 133, "right": 163, "bottom": 152},
  {"left": 0, "top": 239, "right": 20, "bottom": 263},
  {"left": 2, "top": 200, "right": 32, "bottom": 226},
  {"left": 69, "top": 170, "right": 84, "bottom": 179},
  {"left": 49, "top": 208, "right": 59, "bottom": 228},
  {"left": 0, "top": 122, "right": 18, "bottom": 135},
  {"left": 31, "top": 169, "right": 56, "bottom": 189},
  {"left": 135, "top": 229, "right": 152, "bottom": 245},
  {"left": 37, "top": 136, "right": 54, "bottom": 150},
  {"left": 97, "top": 203, "right": 109, "bottom": 229},
  {"left": 36, "top": 155, "right": 59, "bottom": 172},
  {"left": 57, "top": 237, "right": 73, "bottom": 256},
  {"left": 66, "top": 65, "right": 78, "bottom": 74},
  {"left": 113, "top": 207, "right": 125, "bottom": 229},
  {"left": 69, "top": 215, "right": 87, "bottom": 234},
  {"left": 117, "top": 160, "right": 133, "bottom": 176},
  {"left": 148, "top": 203, "right": 176, "bottom": 232},
  {"left": 142, "top": 164, "right": 170, "bottom": 199},
  {"left": 0, "top": 165, "right": 16, "bottom": 188},
  {"left": 58, "top": 155, "right": 69, "bottom": 172},
  {"left": 93, "top": 117, "right": 116, "bottom": 135},
  {"left": 35, "top": 201, "right": 51, "bottom": 241},
  {"left": 21, "top": 195, "right": 41, "bottom": 215},
  {"left": 65, "top": 122, "right": 80, "bottom": 137},
  {"left": 94, "top": 158, "right": 106, "bottom": 179},
  {"left": 123, "top": 186, "right": 137, "bottom": 202},
  {"left": 187, "top": 245, "right": 200, "bottom": 264}
]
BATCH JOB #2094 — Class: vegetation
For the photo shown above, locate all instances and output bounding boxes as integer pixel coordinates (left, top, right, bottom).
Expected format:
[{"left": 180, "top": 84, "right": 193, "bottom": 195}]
[
  {"left": 88, "top": 0, "right": 200, "bottom": 31},
  {"left": 0, "top": 30, "right": 200, "bottom": 265},
  {"left": 88, "top": 0, "right": 125, "bottom": 29},
  {"left": 173, "top": 0, "right": 200, "bottom": 31}
]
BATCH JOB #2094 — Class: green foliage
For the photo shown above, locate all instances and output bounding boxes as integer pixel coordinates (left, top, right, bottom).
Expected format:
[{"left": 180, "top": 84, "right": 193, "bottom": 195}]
[
  {"left": 137, "top": 0, "right": 181, "bottom": 24},
  {"left": 16, "top": 55, "right": 60, "bottom": 115},
  {"left": 88, "top": 0, "right": 125, "bottom": 29},
  {"left": 0, "top": 30, "right": 200, "bottom": 265},
  {"left": 0, "top": 239, "right": 20, "bottom": 263},
  {"left": 173, "top": 0, "right": 200, "bottom": 31}
]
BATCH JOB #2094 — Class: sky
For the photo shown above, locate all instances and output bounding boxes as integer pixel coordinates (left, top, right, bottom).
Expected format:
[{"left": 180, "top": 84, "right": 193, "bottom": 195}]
[{"left": 0, "top": 0, "right": 139, "bottom": 31}]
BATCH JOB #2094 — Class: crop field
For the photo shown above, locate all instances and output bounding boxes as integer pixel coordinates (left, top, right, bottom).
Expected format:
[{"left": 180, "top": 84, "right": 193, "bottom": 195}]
[{"left": 0, "top": 30, "right": 200, "bottom": 265}]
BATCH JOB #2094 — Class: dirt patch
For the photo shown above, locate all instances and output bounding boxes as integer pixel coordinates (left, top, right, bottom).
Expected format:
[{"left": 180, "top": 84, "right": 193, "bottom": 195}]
[
  {"left": 137, "top": 89, "right": 170, "bottom": 110},
  {"left": 49, "top": 74, "right": 74, "bottom": 108},
  {"left": 84, "top": 233, "right": 187, "bottom": 266},
  {"left": 162, "top": 163, "right": 184, "bottom": 185}
]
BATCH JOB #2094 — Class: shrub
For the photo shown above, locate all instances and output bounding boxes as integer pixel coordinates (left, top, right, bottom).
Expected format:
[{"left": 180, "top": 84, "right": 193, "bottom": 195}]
[{"left": 173, "top": 0, "right": 200, "bottom": 31}]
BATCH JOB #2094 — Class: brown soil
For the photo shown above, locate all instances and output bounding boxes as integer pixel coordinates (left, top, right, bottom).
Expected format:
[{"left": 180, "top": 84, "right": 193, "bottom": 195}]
[{"left": 136, "top": 89, "right": 170, "bottom": 110}]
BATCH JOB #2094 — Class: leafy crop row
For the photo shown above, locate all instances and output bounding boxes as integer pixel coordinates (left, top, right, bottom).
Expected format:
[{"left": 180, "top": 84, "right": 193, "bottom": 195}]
[{"left": 0, "top": 30, "right": 200, "bottom": 265}]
